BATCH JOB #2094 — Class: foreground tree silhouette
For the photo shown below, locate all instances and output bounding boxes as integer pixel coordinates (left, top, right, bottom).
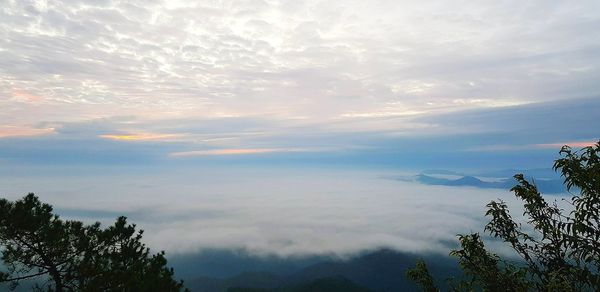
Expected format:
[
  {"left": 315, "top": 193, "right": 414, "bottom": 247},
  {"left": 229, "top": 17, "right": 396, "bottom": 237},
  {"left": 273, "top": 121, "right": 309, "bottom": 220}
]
[
  {"left": 0, "top": 194, "right": 186, "bottom": 291},
  {"left": 408, "top": 141, "right": 600, "bottom": 291}
]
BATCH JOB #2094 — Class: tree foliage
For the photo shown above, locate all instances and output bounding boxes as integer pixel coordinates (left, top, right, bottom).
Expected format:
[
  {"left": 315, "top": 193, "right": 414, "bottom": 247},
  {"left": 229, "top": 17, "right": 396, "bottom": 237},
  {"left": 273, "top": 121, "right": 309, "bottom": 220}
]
[
  {"left": 0, "top": 194, "right": 186, "bottom": 291},
  {"left": 408, "top": 141, "right": 600, "bottom": 291},
  {"left": 406, "top": 259, "right": 438, "bottom": 292}
]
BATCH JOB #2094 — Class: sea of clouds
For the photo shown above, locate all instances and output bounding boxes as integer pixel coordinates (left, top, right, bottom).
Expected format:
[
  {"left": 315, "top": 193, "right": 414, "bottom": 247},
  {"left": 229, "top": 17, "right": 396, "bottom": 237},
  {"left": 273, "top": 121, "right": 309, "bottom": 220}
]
[{"left": 1, "top": 165, "right": 558, "bottom": 257}]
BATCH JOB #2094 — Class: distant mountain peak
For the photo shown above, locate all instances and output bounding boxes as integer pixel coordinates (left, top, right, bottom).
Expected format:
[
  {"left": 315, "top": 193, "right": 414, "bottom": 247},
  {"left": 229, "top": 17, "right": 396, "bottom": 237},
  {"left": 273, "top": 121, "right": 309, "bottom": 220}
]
[{"left": 414, "top": 173, "right": 566, "bottom": 194}]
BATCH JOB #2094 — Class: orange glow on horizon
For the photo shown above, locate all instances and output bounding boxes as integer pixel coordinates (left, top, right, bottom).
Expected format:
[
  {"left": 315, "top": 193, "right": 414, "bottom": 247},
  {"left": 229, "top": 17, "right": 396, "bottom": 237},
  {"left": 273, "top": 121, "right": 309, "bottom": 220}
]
[{"left": 536, "top": 141, "right": 597, "bottom": 148}]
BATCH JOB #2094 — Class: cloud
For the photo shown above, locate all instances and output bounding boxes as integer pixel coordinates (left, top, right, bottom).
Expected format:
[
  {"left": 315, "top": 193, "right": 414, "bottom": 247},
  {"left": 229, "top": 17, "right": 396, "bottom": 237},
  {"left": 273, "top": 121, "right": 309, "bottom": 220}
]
[
  {"left": 99, "top": 132, "right": 185, "bottom": 141},
  {"left": 11, "top": 88, "right": 45, "bottom": 103},
  {"left": 0, "top": 166, "right": 548, "bottom": 256},
  {"left": 1, "top": 0, "right": 599, "bottom": 132},
  {"left": 0, "top": 1, "right": 597, "bottom": 173},
  {"left": 0, "top": 125, "right": 54, "bottom": 138},
  {"left": 465, "top": 141, "right": 599, "bottom": 152},
  {"left": 0, "top": 96, "right": 596, "bottom": 171},
  {"left": 536, "top": 141, "right": 598, "bottom": 149},
  {"left": 170, "top": 148, "right": 308, "bottom": 157}
]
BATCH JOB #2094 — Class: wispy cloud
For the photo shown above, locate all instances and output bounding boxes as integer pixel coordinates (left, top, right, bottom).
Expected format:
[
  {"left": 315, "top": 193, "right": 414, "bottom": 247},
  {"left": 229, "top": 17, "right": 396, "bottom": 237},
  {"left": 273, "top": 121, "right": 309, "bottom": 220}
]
[
  {"left": 0, "top": 97, "right": 596, "bottom": 170},
  {"left": 11, "top": 89, "right": 44, "bottom": 103},
  {"left": 465, "top": 142, "right": 598, "bottom": 152},
  {"left": 0, "top": 126, "right": 54, "bottom": 138},
  {"left": 99, "top": 132, "right": 185, "bottom": 142},
  {"left": 536, "top": 141, "right": 598, "bottom": 149},
  {"left": 170, "top": 148, "right": 308, "bottom": 157}
]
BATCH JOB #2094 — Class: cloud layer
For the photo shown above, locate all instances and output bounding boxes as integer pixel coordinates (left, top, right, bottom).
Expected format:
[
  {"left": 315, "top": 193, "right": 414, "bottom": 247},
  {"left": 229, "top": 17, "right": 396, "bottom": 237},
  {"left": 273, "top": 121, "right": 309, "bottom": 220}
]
[
  {"left": 0, "top": 97, "right": 597, "bottom": 171},
  {"left": 0, "top": 167, "right": 545, "bottom": 256},
  {"left": 1, "top": 0, "right": 599, "bottom": 136}
]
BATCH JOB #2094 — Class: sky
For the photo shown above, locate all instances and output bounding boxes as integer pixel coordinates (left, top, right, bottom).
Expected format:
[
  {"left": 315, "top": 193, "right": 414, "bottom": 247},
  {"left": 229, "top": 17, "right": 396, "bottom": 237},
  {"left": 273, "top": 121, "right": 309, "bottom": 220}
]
[
  {"left": 0, "top": 0, "right": 599, "bottom": 256},
  {"left": 1, "top": 0, "right": 599, "bottom": 169}
]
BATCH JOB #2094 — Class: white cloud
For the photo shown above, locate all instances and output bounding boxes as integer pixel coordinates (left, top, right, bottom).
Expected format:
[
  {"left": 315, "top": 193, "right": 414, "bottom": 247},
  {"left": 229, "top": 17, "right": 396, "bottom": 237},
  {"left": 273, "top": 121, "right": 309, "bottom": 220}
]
[
  {"left": 1, "top": 0, "right": 599, "bottom": 132},
  {"left": 169, "top": 148, "right": 308, "bottom": 157},
  {"left": 0, "top": 167, "right": 548, "bottom": 256}
]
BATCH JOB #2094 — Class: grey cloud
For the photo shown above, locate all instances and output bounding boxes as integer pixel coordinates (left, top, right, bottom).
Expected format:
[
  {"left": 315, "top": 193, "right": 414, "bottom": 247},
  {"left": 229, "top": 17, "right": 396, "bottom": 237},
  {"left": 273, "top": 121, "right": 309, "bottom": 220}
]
[
  {"left": 0, "top": 96, "right": 596, "bottom": 169},
  {"left": 2, "top": 0, "right": 599, "bottom": 126},
  {"left": 412, "top": 96, "right": 600, "bottom": 142},
  {"left": 0, "top": 0, "right": 598, "bottom": 169}
]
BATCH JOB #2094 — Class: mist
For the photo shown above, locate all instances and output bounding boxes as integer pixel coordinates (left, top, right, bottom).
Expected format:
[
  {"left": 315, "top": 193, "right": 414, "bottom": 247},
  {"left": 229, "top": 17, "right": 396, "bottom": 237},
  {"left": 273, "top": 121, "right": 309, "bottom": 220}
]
[{"left": 0, "top": 165, "right": 555, "bottom": 257}]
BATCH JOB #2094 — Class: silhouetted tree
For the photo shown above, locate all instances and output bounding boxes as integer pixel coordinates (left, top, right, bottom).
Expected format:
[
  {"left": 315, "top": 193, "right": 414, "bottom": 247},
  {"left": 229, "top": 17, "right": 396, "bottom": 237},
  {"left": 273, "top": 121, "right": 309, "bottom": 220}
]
[
  {"left": 0, "top": 194, "right": 186, "bottom": 291},
  {"left": 408, "top": 141, "right": 600, "bottom": 291},
  {"left": 406, "top": 259, "right": 438, "bottom": 292}
]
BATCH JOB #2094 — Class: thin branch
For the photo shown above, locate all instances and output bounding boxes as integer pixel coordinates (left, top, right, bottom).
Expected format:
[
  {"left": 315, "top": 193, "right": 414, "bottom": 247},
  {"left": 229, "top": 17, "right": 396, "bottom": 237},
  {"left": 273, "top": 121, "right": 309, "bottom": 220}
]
[{"left": 0, "top": 270, "right": 49, "bottom": 282}]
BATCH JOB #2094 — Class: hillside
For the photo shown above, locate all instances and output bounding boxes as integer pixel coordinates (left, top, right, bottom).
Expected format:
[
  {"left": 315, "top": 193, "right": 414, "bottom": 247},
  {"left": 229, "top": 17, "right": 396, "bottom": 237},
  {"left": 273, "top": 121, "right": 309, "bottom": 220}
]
[
  {"left": 182, "top": 249, "right": 460, "bottom": 292},
  {"left": 415, "top": 174, "right": 566, "bottom": 194}
]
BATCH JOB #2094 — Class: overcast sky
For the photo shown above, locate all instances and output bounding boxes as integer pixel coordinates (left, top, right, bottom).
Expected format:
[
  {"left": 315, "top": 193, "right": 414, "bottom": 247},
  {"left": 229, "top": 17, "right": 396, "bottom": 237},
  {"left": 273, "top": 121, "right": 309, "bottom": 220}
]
[{"left": 1, "top": 0, "right": 599, "bottom": 168}]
